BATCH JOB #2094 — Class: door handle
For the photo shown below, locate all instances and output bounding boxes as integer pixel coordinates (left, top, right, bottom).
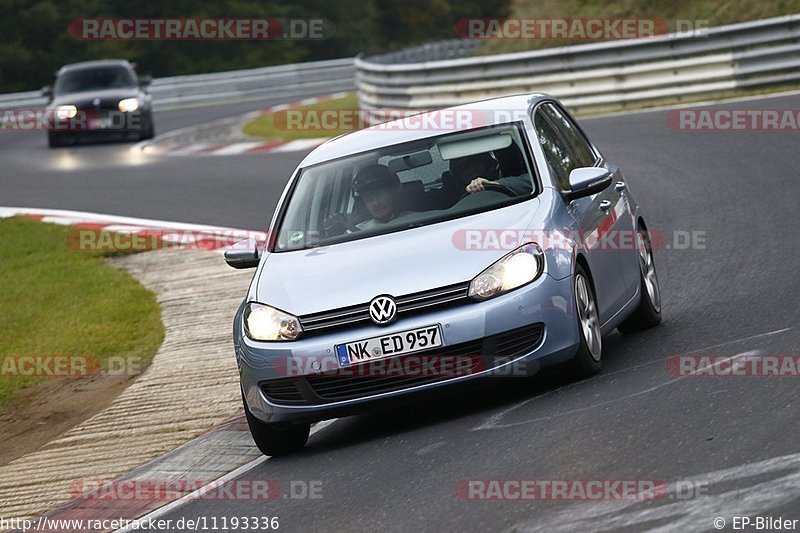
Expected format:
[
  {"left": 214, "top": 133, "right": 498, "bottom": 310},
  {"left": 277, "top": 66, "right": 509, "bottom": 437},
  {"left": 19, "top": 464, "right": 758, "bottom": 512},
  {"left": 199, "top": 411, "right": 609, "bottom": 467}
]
[
  {"left": 615, "top": 180, "right": 626, "bottom": 191},
  {"left": 599, "top": 200, "right": 612, "bottom": 212}
]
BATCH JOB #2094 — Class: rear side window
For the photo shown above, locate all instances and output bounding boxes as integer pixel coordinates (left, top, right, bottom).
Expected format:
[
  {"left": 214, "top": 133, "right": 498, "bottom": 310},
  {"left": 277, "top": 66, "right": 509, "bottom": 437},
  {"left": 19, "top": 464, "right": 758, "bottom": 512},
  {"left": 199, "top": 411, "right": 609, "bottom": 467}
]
[{"left": 540, "top": 103, "right": 596, "bottom": 167}]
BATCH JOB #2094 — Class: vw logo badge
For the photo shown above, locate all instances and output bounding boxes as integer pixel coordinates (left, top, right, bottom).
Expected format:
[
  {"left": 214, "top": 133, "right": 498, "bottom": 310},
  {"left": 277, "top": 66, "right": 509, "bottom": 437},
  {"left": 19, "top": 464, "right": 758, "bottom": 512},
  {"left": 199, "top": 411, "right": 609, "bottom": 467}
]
[
  {"left": 92, "top": 98, "right": 101, "bottom": 107},
  {"left": 369, "top": 295, "right": 397, "bottom": 325}
]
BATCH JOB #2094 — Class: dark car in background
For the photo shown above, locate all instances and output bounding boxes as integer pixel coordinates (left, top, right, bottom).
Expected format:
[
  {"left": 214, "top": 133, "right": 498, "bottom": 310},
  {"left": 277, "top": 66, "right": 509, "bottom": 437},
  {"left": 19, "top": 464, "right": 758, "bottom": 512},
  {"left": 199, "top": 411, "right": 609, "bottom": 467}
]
[{"left": 42, "top": 59, "right": 154, "bottom": 147}]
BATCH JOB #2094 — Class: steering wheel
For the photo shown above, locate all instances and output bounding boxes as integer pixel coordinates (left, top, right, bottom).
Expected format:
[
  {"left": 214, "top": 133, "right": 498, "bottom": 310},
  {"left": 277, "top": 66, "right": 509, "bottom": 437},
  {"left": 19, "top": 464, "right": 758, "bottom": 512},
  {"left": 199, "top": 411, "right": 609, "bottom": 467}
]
[
  {"left": 322, "top": 214, "right": 359, "bottom": 238},
  {"left": 457, "top": 181, "right": 517, "bottom": 202}
]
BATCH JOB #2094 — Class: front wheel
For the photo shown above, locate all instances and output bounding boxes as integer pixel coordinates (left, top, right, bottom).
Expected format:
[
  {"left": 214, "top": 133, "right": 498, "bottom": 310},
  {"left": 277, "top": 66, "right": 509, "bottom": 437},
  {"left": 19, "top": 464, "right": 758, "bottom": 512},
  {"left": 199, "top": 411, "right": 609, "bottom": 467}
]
[
  {"left": 618, "top": 227, "right": 662, "bottom": 333},
  {"left": 242, "top": 390, "right": 309, "bottom": 456},
  {"left": 568, "top": 265, "right": 602, "bottom": 378},
  {"left": 48, "top": 131, "right": 64, "bottom": 148},
  {"left": 139, "top": 117, "right": 155, "bottom": 140}
]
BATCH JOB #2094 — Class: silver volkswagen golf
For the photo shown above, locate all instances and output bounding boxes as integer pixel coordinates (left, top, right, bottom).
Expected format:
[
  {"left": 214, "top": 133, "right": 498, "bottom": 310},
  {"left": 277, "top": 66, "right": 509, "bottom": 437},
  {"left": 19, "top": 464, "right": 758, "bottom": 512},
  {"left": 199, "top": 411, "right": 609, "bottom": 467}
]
[{"left": 226, "top": 93, "right": 661, "bottom": 455}]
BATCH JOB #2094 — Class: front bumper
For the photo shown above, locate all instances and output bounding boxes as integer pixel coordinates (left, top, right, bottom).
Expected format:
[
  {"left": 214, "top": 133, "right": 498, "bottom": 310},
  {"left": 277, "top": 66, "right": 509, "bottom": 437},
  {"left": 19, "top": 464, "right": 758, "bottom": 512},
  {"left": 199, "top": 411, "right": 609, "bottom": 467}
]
[
  {"left": 236, "top": 273, "right": 580, "bottom": 423},
  {"left": 46, "top": 109, "right": 150, "bottom": 134}
]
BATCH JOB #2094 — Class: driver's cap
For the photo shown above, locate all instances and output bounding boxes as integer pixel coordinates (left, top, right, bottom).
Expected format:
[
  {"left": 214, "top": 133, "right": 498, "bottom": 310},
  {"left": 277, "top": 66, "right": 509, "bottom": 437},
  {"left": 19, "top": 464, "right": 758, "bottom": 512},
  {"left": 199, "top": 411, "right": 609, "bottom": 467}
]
[{"left": 353, "top": 164, "right": 399, "bottom": 197}]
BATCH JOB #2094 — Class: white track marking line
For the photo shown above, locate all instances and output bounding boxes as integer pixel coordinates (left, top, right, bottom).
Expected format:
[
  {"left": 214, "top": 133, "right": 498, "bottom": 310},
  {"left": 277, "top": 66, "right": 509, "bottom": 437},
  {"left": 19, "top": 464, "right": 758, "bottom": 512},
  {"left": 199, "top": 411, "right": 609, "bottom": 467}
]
[
  {"left": 209, "top": 142, "right": 265, "bottom": 156},
  {"left": 475, "top": 326, "right": 793, "bottom": 431},
  {"left": 0, "top": 207, "right": 247, "bottom": 233},
  {"left": 269, "top": 138, "right": 328, "bottom": 153},
  {"left": 113, "top": 419, "right": 338, "bottom": 533},
  {"left": 476, "top": 351, "right": 761, "bottom": 431},
  {"left": 169, "top": 142, "right": 212, "bottom": 155}
]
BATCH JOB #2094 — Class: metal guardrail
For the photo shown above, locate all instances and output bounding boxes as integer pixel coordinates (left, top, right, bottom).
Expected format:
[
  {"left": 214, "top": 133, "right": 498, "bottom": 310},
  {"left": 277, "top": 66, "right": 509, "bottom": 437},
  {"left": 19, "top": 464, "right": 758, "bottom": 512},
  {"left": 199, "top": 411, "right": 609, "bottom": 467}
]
[
  {"left": 0, "top": 58, "right": 355, "bottom": 110},
  {"left": 355, "top": 15, "right": 800, "bottom": 114}
]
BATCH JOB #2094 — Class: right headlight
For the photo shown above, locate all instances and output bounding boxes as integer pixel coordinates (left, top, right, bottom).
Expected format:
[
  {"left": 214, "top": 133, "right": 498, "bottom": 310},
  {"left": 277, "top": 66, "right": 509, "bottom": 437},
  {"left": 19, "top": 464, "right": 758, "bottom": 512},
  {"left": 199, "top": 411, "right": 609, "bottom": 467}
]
[
  {"left": 468, "top": 243, "right": 544, "bottom": 300},
  {"left": 118, "top": 98, "right": 140, "bottom": 112},
  {"left": 243, "top": 302, "right": 303, "bottom": 341}
]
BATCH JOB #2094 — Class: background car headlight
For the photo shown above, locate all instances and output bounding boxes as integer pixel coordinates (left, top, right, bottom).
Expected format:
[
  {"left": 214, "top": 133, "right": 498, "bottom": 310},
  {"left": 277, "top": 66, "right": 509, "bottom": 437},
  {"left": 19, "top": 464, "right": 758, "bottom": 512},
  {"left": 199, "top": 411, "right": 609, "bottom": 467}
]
[
  {"left": 118, "top": 98, "right": 140, "bottom": 112},
  {"left": 243, "top": 302, "right": 302, "bottom": 341},
  {"left": 55, "top": 105, "right": 77, "bottom": 119},
  {"left": 468, "top": 243, "right": 544, "bottom": 300}
]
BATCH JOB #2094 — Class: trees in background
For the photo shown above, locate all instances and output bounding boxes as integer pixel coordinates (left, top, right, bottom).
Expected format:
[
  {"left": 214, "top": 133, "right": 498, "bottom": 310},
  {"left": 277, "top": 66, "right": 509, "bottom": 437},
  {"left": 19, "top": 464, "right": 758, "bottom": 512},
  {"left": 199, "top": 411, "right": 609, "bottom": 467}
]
[{"left": 0, "top": 0, "right": 509, "bottom": 92}]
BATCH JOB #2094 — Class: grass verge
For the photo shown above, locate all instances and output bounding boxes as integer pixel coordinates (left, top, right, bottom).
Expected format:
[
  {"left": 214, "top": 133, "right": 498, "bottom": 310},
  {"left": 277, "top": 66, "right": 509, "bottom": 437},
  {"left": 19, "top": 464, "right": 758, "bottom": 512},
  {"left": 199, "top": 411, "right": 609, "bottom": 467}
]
[
  {"left": 0, "top": 217, "right": 164, "bottom": 404},
  {"left": 243, "top": 93, "right": 360, "bottom": 141}
]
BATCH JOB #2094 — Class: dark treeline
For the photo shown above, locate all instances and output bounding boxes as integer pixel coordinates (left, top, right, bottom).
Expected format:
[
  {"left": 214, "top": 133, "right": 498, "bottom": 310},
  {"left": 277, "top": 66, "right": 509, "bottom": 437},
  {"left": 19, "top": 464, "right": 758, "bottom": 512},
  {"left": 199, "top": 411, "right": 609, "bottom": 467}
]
[{"left": 0, "top": 0, "right": 510, "bottom": 92}]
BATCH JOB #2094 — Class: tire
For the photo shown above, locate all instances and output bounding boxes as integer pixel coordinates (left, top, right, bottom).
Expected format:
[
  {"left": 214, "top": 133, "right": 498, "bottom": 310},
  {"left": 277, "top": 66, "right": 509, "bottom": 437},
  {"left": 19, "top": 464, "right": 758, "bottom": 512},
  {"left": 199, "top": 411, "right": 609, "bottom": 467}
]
[
  {"left": 48, "top": 131, "right": 63, "bottom": 148},
  {"left": 618, "top": 226, "right": 662, "bottom": 333},
  {"left": 242, "top": 390, "right": 309, "bottom": 456},
  {"left": 568, "top": 264, "right": 602, "bottom": 378},
  {"left": 139, "top": 119, "right": 154, "bottom": 140}
]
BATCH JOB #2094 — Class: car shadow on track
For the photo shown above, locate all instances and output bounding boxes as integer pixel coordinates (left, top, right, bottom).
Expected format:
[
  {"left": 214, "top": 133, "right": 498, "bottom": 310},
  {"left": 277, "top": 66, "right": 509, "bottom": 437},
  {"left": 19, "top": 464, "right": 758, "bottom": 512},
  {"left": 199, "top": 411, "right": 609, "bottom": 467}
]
[{"left": 295, "top": 330, "right": 653, "bottom": 456}]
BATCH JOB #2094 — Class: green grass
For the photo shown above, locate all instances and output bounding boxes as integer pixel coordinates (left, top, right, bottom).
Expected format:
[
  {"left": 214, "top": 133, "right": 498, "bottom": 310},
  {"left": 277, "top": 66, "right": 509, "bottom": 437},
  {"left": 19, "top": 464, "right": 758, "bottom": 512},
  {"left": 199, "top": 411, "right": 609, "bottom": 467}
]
[
  {"left": 243, "top": 93, "right": 361, "bottom": 141},
  {"left": 0, "top": 217, "right": 164, "bottom": 404},
  {"left": 479, "top": 0, "right": 800, "bottom": 55}
]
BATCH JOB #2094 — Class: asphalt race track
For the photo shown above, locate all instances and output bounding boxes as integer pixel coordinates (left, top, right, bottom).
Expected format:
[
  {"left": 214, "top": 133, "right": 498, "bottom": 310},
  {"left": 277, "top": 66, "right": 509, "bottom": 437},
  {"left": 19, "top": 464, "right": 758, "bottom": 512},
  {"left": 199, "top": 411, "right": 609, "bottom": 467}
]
[{"left": 3, "top": 93, "right": 799, "bottom": 531}]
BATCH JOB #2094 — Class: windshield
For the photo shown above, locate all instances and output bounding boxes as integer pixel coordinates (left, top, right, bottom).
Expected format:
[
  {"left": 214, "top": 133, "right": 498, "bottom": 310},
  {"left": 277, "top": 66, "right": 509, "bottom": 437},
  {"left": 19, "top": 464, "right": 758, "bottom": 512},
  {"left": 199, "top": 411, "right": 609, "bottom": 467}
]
[
  {"left": 54, "top": 66, "right": 136, "bottom": 95},
  {"left": 275, "top": 123, "right": 537, "bottom": 251}
]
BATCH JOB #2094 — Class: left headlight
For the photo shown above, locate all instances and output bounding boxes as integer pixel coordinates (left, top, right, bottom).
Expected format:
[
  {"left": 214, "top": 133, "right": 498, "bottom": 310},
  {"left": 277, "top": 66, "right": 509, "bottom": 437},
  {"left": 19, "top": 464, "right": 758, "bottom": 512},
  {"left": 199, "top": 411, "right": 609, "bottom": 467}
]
[
  {"left": 55, "top": 105, "right": 77, "bottom": 119},
  {"left": 468, "top": 243, "right": 544, "bottom": 300},
  {"left": 243, "top": 302, "right": 303, "bottom": 341},
  {"left": 118, "top": 98, "right": 140, "bottom": 112}
]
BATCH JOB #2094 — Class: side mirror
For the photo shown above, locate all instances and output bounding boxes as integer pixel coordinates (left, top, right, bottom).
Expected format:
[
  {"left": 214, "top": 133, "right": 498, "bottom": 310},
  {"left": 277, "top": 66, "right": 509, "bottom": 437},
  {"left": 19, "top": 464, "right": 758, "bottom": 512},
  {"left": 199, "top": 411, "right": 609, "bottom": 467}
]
[
  {"left": 224, "top": 238, "right": 261, "bottom": 269},
  {"left": 41, "top": 86, "right": 52, "bottom": 100},
  {"left": 138, "top": 75, "right": 152, "bottom": 89},
  {"left": 564, "top": 167, "right": 613, "bottom": 201}
]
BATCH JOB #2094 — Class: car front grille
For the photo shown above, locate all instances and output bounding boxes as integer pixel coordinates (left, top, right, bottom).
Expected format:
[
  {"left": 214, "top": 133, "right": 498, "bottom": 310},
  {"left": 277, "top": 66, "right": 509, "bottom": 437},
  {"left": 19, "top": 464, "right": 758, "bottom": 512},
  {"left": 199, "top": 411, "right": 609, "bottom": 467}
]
[
  {"left": 298, "top": 282, "right": 471, "bottom": 335},
  {"left": 259, "top": 323, "right": 544, "bottom": 405}
]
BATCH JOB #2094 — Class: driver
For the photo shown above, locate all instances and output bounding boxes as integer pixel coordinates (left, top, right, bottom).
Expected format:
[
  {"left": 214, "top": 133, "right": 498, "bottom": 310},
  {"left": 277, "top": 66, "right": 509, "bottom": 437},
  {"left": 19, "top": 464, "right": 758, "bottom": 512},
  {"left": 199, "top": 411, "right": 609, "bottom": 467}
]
[
  {"left": 450, "top": 152, "right": 533, "bottom": 197},
  {"left": 352, "top": 164, "right": 410, "bottom": 230}
]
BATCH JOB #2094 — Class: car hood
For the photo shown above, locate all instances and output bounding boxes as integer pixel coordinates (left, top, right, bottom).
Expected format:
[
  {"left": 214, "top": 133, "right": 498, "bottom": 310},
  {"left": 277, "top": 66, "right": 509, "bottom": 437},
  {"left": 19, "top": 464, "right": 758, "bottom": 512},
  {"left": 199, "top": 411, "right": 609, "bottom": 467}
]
[
  {"left": 255, "top": 198, "right": 541, "bottom": 316},
  {"left": 48, "top": 88, "right": 140, "bottom": 108}
]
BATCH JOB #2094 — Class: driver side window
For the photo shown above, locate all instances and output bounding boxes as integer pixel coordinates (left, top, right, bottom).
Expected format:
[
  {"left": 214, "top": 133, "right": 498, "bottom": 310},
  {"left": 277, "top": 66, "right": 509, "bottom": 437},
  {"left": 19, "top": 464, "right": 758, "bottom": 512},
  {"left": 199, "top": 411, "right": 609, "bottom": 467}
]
[{"left": 533, "top": 109, "right": 576, "bottom": 191}]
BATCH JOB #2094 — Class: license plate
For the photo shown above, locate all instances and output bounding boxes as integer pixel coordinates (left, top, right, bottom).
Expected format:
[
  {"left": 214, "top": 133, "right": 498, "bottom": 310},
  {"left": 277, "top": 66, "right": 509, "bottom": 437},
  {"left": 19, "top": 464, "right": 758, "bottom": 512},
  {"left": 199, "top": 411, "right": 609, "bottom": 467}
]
[
  {"left": 336, "top": 325, "right": 443, "bottom": 367},
  {"left": 89, "top": 117, "right": 112, "bottom": 129}
]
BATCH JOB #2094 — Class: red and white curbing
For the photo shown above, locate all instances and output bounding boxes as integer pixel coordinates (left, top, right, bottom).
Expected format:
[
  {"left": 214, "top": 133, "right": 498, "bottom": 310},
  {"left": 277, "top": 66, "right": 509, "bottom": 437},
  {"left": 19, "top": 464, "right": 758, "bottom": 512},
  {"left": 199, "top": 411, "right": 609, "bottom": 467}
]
[
  {"left": 0, "top": 207, "right": 263, "bottom": 253},
  {"left": 135, "top": 92, "right": 349, "bottom": 157}
]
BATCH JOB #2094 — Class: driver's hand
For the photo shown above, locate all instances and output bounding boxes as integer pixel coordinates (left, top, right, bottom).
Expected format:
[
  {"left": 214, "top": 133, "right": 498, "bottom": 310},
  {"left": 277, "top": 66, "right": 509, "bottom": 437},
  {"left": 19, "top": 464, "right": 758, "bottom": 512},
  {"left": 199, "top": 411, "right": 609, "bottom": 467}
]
[{"left": 465, "top": 177, "right": 491, "bottom": 193}]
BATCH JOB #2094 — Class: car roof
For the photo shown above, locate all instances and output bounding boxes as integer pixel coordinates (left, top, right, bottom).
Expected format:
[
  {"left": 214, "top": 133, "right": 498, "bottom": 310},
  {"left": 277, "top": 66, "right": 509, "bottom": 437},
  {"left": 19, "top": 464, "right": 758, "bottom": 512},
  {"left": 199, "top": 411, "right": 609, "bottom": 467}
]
[
  {"left": 298, "top": 93, "right": 552, "bottom": 167},
  {"left": 57, "top": 60, "right": 135, "bottom": 75}
]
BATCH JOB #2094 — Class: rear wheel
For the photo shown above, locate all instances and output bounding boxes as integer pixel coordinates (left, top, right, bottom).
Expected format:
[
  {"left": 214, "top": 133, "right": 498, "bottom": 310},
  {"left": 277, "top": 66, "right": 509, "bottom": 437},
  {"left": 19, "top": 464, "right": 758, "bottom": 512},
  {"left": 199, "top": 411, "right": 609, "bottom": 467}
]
[
  {"left": 242, "top": 390, "right": 309, "bottom": 456},
  {"left": 618, "top": 227, "right": 662, "bottom": 333},
  {"left": 568, "top": 265, "right": 602, "bottom": 378}
]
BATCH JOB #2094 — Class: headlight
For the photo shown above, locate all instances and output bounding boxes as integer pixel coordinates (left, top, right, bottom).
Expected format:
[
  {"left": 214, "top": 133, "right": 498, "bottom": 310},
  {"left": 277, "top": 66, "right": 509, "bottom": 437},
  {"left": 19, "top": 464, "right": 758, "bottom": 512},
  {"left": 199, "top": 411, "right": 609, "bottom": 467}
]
[
  {"left": 55, "top": 105, "right": 77, "bottom": 120},
  {"left": 243, "top": 302, "right": 302, "bottom": 341},
  {"left": 468, "top": 243, "right": 544, "bottom": 300},
  {"left": 118, "top": 98, "right": 140, "bottom": 112}
]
